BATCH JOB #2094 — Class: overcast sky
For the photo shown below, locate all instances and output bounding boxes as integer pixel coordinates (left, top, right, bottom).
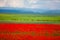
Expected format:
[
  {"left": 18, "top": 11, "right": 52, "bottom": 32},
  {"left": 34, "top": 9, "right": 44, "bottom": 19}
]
[{"left": 0, "top": 0, "right": 60, "bottom": 10}]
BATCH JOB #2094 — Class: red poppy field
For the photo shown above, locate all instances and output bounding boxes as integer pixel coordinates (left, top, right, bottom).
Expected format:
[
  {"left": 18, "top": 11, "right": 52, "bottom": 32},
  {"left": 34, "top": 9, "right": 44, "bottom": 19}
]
[{"left": 0, "top": 23, "right": 60, "bottom": 40}]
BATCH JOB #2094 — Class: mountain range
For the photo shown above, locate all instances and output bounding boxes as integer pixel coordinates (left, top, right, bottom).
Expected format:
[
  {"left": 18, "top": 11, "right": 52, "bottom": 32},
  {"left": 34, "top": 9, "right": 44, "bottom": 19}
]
[{"left": 0, "top": 8, "right": 60, "bottom": 15}]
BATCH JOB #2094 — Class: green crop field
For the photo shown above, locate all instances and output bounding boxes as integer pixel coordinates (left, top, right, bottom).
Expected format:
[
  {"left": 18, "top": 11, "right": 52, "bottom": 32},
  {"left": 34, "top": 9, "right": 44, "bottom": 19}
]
[{"left": 0, "top": 13, "right": 60, "bottom": 24}]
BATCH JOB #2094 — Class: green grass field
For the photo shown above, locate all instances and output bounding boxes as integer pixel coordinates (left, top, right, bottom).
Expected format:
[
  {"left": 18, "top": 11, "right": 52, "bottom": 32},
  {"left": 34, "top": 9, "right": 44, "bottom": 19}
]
[{"left": 0, "top": 14, "right": 60, "bottom": 24}]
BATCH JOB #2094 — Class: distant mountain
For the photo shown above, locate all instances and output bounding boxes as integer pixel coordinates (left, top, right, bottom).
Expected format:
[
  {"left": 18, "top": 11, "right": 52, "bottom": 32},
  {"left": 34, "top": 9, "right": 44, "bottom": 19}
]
[
  {"left": 0, "top": 8, "right": 60, "bottom": 15},
  {"left": 43, "top": 10, "right": 60, "bottom": 15},
  {"left": 0, "top": 8, "right": 47, "bottom": 14},
  {"left": 0, "top": 8, "right": 35, "bottom": 13}
]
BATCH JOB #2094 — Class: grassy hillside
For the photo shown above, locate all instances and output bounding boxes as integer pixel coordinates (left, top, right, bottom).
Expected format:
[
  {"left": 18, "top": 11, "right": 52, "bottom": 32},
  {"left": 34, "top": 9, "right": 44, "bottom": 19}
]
[{"left": 0, "top": 14, "right": 60, "bottom": 24}]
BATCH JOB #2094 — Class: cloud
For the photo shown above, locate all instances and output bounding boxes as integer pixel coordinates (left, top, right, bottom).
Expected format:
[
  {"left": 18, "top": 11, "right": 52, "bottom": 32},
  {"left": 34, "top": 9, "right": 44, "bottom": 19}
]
[
  {"left": 0, "top": 0, "right": 60, "bottom": 10},
  {"left": 0, "top": 0, "right": 7, "bottom": 7},
  {"left": 0, "top": 0, "right": 25, "bottom": 8},
  {"left": 7, "top": 0, "right": 25, "bottom": 8},
  {"left": 25, "top": 0, "right": 60, "bottom": 10}
]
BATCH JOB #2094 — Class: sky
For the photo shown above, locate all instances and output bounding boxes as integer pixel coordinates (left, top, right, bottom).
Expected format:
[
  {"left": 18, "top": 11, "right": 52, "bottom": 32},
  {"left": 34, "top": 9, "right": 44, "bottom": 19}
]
[{"left": 0, "top": 0, "right": 60, "bottom": 10}]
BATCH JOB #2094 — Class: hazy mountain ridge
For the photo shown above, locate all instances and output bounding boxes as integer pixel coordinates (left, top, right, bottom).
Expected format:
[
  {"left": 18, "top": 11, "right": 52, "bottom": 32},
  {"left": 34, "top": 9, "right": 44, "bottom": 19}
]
[{"left": 0, "top": 8, "right": 60, "bottom": 15}]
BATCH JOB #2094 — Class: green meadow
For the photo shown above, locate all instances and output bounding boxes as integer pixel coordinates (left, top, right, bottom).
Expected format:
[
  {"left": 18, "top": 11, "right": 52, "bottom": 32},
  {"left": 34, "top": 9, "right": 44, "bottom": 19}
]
[{"left": 0, "top": 14, "right": 60, "bottom": 24}]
